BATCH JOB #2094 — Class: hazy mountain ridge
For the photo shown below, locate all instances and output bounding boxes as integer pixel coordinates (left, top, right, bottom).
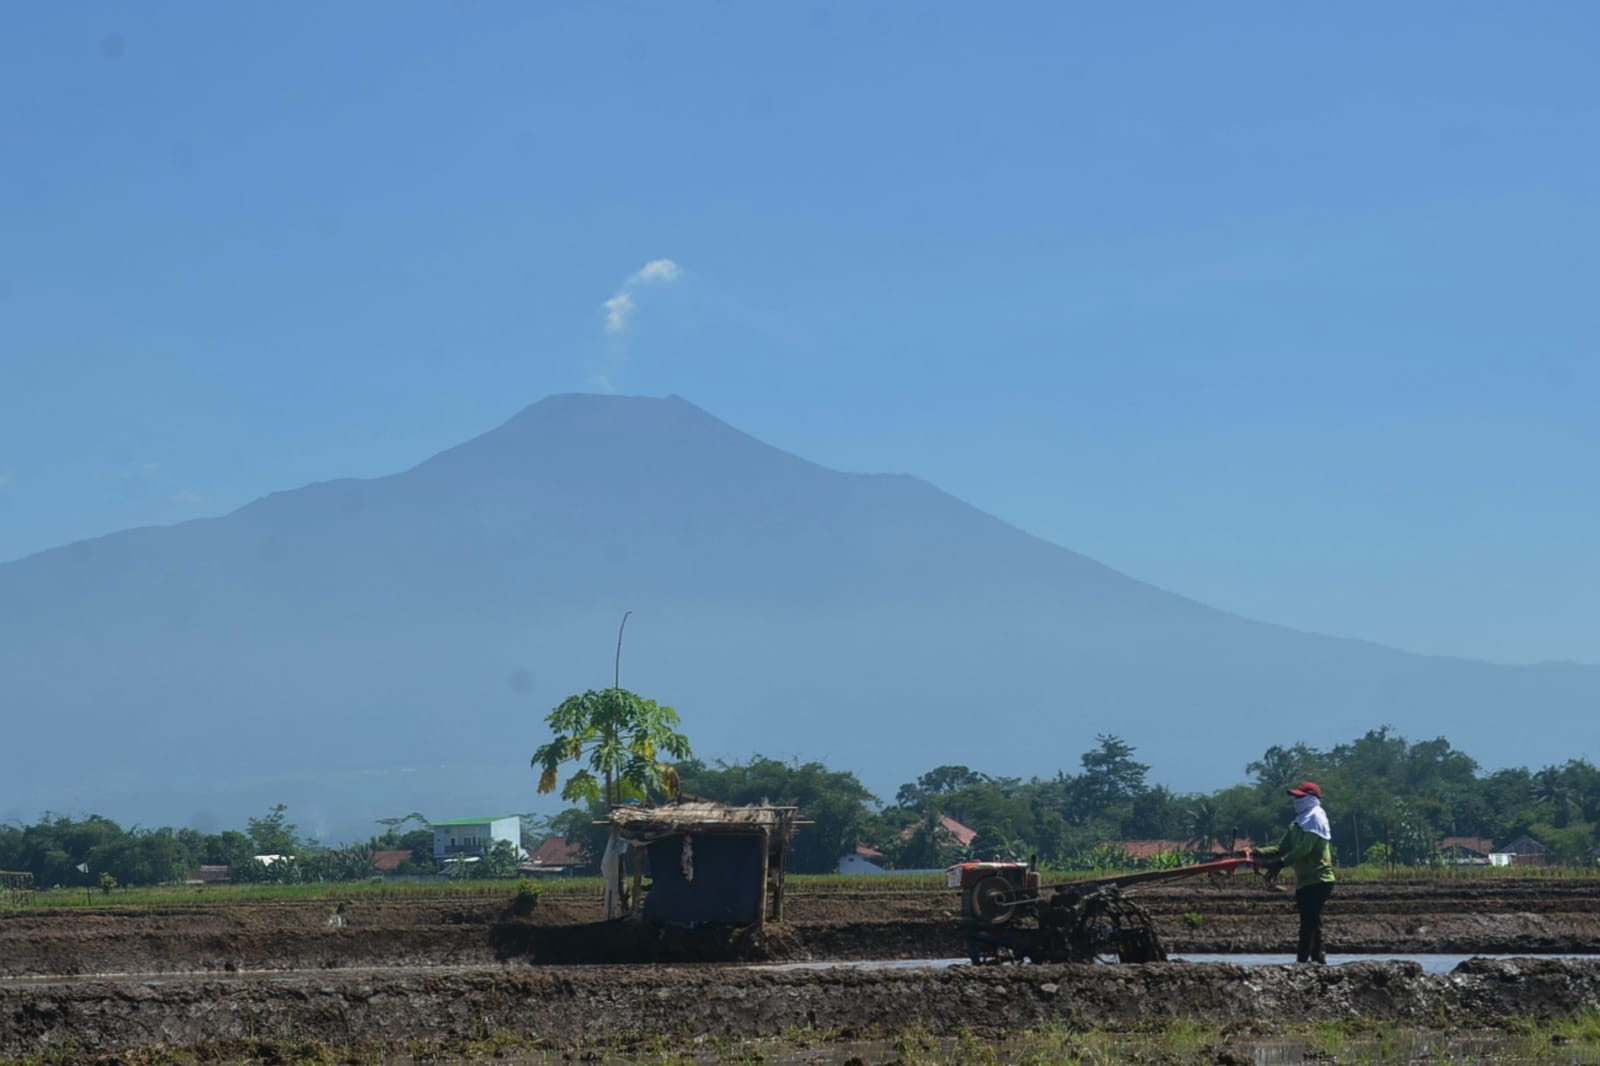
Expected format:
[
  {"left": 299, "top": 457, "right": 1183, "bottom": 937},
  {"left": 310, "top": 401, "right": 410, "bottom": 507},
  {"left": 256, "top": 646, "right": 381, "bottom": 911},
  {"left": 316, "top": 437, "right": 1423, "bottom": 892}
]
[{"left": 2, "top": 394, "right": 1594, "bottom": 839}]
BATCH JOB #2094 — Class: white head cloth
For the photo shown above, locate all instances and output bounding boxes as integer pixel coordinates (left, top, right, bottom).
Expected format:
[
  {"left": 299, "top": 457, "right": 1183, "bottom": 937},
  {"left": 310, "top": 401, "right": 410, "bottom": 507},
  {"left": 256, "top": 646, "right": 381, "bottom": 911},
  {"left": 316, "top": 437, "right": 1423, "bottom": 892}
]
[{"left": 1293, "top": 794, "right": 1331, "bottom": 840}]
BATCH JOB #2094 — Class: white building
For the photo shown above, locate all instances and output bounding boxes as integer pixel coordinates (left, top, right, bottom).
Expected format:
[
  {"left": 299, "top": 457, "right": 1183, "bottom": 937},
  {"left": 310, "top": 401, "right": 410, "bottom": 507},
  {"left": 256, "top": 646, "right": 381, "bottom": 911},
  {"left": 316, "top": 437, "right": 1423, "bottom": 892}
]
[
  {"left": 431, "top": 816, "right": 522, "bottom": 862},
  {"left": 838, "top": 851, "right": 891, "bottom": 875}
]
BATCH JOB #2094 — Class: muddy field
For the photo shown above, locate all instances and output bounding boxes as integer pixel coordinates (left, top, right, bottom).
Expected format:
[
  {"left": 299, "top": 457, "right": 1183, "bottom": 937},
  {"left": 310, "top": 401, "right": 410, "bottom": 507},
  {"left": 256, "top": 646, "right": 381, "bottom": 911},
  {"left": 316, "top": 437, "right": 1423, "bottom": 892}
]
[
  {"left": 4, "top": 877, "right": 1598, "bottom": 978},
  {"left": 3, "top": 878, "right": 1599, "bottom": 1058},
  {"left": 5, "top": 959, "right": 1600, "bottom": 1060}
]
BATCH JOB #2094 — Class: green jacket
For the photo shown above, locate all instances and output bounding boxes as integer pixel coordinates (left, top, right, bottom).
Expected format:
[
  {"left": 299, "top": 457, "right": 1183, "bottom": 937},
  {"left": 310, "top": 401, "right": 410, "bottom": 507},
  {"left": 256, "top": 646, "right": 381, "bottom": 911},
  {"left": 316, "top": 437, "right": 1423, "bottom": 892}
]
[{"left": 1256, "top": 822, "right": 1335, "bottom": 886}]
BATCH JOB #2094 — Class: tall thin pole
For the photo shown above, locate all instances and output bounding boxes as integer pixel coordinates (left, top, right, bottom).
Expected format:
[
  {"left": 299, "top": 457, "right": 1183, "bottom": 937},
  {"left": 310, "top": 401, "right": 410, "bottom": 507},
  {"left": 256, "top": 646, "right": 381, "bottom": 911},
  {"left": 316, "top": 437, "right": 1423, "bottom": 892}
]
[
  {"left": 615, "top": 611, "right": 631, "bottom": 691},
  {"left": 610, "top": 610, "right": 635, "bottom": 908}
]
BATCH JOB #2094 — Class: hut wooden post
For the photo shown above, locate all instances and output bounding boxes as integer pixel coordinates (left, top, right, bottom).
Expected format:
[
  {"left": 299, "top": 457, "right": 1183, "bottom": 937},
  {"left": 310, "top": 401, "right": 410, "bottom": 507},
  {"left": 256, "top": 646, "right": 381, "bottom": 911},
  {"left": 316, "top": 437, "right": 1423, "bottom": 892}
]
[
  {"left": 629, "top": 847, "right": 645, "bottom": 921},
  {"left": 772, "top": 815, "right": 788, "bottom": 923},
  {"left": 756, "top": 827, "right": 771, "bottom": 930}
]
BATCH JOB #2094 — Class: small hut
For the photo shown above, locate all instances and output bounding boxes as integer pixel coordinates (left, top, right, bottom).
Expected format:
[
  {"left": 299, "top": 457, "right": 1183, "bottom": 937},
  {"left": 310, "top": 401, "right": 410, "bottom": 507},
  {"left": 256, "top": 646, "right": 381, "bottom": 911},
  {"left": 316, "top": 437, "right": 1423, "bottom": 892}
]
[{"left": 603, "top": 802, "right": 802, "bottom": 928}]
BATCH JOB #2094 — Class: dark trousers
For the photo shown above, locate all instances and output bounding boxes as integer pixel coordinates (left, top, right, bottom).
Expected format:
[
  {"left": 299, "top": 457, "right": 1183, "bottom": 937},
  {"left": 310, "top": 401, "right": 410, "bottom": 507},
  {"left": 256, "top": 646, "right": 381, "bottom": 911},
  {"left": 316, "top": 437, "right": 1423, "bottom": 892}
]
[{"left": 1295, "top": 882, "right": 1334, "bottom": 963}]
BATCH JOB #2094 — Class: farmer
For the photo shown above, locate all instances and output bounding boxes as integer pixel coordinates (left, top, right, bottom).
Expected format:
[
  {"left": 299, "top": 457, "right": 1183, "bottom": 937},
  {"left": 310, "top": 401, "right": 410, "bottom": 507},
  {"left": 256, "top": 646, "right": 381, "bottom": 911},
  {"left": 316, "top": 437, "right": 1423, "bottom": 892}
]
[{"left": 1252, "top": 780, "right": 1335, "bottom": 964}]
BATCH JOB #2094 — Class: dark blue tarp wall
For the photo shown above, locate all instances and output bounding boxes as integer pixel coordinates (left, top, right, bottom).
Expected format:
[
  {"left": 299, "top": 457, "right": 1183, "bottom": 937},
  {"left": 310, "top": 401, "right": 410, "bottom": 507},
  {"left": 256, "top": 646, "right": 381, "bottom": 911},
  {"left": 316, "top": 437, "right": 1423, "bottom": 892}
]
[{"left": 642, "top": 833, "right": 763, "bottom": 926}]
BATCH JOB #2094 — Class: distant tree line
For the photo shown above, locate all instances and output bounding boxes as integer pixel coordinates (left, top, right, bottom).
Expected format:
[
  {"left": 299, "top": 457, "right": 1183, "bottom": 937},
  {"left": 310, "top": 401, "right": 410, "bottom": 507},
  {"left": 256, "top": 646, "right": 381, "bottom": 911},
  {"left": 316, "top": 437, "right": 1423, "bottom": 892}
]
[
  {"left": 0, "top": 804, "right": 518, "bottom": 890},
  {"left": 5, "top": 727, "right": 1598, "bottom": 888},
  {"left": 543, "top": 728, "right": 1600, "bottom": 874}
]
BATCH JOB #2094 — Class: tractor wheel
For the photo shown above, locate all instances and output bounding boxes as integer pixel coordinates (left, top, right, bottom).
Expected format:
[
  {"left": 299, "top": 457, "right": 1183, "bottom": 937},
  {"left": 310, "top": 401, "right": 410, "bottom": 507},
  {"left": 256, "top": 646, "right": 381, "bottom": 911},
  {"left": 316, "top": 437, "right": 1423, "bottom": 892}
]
[
  {"left": 1069, "top": 887, "right": 1166, "bottom": 963},
  {"left": 968, "top": 875, "right": 1016, "bottom": 926}
]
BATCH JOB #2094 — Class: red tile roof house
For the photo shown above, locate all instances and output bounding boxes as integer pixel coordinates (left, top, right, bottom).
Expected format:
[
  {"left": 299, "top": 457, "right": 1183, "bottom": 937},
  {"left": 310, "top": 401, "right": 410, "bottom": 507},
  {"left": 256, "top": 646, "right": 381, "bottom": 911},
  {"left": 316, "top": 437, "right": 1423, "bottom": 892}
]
[
  {"left": 842, "top": 816, "right": 983, "bottom": 875},
  {"left": 898, "top": 815, "right": 978, "bottom": 849},
  {"left": 838, "top": 843, "right": 887, "bottom": 875},
  {"left": 1436, "top": 837, "right": 1495, "bottom": 865},
  {"left": 1108, "top": 839, "right": 1257, "bottom": 865},
  {"left": 372, "top": 849, "right": 416, "bottom": 878},
  {"left": 184, "top": 865, "right": 232, "bottom": 886},
  {"left": 1113, "top": 840, "right": 1192, "bottom": 863},
  {"left": 525, "top": 836, "right": 597, "bottom": 877}
]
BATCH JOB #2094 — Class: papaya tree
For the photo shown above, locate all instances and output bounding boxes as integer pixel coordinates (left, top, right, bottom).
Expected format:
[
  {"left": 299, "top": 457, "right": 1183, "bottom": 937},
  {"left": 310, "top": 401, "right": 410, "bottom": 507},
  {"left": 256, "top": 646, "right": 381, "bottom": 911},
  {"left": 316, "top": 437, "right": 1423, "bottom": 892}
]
[{"left": 531, "top": 688, "right": 692, "bottom": 806}]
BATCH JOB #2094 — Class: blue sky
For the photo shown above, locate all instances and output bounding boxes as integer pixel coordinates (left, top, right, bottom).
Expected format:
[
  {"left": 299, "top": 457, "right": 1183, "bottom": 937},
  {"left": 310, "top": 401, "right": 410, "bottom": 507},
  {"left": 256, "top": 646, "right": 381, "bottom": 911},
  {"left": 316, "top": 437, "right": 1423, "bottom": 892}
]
[{"left": 2, "top": 3, "right": 1596, "bottom": 665}]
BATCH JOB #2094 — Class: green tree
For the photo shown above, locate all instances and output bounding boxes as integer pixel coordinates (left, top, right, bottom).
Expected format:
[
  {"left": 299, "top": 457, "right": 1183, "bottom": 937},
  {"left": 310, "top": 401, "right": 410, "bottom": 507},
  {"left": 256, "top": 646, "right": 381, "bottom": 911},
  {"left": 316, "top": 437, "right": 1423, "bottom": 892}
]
[
  {"left": 95, "top": 828, "right": 191, "bottom": 886},
  {"left": 204, "top": 830, "right": 258, "bottom": 869},
  {"left": 545, "top": 805, "right": 611, "bottom": 867},
  {"left": 374, "top": 812, "right": 429, "bottom": 848},
  {"left": 1562, "top": 759, "right": 1600, "bottom": 824},
  {"left": 1529, "top": 766, "right": 1578, "bottom": 829},
  {"left": 1184, "top": 798, "right": 1224, "bottom": 853},
  {"left": 246, "top": 804, "right": 300, "bottom": 856},
  {"left": 473, "top": 839, "right": 521, "bottom": 879},
  {"left": 20, "top": 814, "right": 125, "bottom": 886},
  {"left": 531, "top": 688, "right": 692, "bottom": 806},
  {"left": 1124, "top": 785, "right": 1185, "bottom": 840},
  {"left": 676, "top": 756, "right": 878, "bottom": 874},
  {"left": 886, "top": 810, "right": 962, "bottom": 870},
  {"left": 0, "top": 823, "right": 22, "bottom": 872},
  {"left": 397, "top": 828, "right": 437, "bottom": 872},
  {"left": 894, "top": 765, "right": 988, "bottom": 809},
  {"left": 1530, "top": 822, "right": 1598, "bottom": 866},
  {"left": 1247, "top": 743, "right": 1323, "bottom": 793},
  {"left": 1069, "top": 735, "right": 1149, "bottom": 822},
  {"left": 338, "top": 843, "right": 378, "bottom": 881}
]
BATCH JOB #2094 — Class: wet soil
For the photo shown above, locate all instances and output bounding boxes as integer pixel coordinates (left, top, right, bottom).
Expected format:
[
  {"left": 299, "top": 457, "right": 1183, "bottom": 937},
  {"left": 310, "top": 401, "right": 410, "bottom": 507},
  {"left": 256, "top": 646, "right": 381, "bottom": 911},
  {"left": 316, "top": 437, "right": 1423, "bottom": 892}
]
[
  {"left": 5, "top": 958, "right": 1600, "bottom": 1058},
  {"left": 3, "top": 879, "right": 1599, "bottom": 1056},
  {"left": 5, "top": 878, "right": 1596, "bottom": 977}
]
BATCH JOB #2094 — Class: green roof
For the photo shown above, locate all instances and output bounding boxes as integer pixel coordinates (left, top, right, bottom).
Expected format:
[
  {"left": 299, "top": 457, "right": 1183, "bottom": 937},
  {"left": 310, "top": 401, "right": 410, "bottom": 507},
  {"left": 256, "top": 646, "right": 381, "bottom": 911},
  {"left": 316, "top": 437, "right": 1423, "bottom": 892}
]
[{"left": 431, "top": 816, "right": 516, "bottom": 827}]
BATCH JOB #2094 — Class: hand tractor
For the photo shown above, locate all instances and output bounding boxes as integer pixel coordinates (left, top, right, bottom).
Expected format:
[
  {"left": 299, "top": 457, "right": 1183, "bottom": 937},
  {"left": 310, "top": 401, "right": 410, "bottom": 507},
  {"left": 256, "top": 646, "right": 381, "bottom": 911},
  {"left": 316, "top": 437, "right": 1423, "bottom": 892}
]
[{"left": 947, "top": 852, "right": 1276, "bottom": 964}]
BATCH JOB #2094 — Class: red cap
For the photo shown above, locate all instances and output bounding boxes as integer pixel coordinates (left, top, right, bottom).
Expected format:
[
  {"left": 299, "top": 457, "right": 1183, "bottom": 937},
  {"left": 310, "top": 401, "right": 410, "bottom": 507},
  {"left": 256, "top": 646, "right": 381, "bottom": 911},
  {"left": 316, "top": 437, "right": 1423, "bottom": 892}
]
[{"left": 1287, "top": 781, "right": 1322, "bottom": 799}]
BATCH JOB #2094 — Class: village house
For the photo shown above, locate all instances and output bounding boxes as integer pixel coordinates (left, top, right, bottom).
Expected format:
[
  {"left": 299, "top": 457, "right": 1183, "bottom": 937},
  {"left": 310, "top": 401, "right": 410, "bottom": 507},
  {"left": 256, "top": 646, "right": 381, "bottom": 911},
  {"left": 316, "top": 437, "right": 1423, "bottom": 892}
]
[
  {"left": 524, "top": 836, "right": 596, "bottom": 878},
  {"left": 184, "top": 864, "right": 232, "bottom": 886},
  {"left": 431, "top": 815, "right": 524, "bottom": 872},
  {"left": 371, "top": 849, "right": 416, "bottom": 879},
  {"left": 1107, "top": 838, "right": 1255, "bottom": 865},
  {"left": 1436, "top": 837, "right": 1495, "bottom": 865},
  {"left": 838, "top": 815, "right": 981, "bottom": 874},
  {"left": 921, "top": 815, "right": 978, "bottom": 850},
  {"left": 1490, "top": 834, "right": 1549, "bottom": 867},
  {"left": 838, "top": 843, "right": 889, "bottom": 875}
]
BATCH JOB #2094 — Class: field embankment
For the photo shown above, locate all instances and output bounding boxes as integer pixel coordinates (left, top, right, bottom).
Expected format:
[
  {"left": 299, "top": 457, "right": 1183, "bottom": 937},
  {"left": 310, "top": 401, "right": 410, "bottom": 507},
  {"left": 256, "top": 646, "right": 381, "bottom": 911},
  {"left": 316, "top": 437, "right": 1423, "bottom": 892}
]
[{"left": 5, "top": 959, "right": 1600, "bottom": 1060}]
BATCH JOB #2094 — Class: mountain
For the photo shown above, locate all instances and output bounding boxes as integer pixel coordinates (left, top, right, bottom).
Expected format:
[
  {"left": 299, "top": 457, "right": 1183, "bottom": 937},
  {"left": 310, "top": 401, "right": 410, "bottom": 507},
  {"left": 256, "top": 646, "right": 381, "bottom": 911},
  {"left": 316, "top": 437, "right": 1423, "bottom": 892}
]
[{"left": 2, "top": 394, "right": 1594, "bottom": 841}]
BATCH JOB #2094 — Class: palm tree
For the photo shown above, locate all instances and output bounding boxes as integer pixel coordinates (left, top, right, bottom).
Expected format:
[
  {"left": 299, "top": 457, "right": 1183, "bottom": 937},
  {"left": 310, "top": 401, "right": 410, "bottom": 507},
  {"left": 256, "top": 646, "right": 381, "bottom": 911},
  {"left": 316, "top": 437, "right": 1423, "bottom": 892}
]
[
  {"left": 1247, "top": 744, "right": 1318, "bottom": 792},
  {"left": 531, "top": 688, "right": 692, "bottom": 806},
  {"left": 1529, "top": 766, "right": 1577, "bottom": 829},
  {"left": 1184, "top": 799, "right": 1223, "bottom": 854}
]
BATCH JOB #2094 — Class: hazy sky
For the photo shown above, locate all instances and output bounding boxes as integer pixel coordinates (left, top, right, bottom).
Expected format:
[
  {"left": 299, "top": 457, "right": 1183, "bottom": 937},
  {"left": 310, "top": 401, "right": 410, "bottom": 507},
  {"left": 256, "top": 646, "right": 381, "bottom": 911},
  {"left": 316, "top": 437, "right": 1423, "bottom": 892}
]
[{"left": 3, "top": 4, "right": 1597, "bottom": 666}]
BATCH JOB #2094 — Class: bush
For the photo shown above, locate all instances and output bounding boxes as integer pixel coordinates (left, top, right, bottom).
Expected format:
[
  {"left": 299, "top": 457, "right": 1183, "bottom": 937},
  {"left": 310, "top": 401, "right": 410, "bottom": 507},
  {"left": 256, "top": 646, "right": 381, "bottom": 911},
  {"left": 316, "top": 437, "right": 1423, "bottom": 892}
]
[{"left": 511, "top": 878, "right": 540, "bottom": 917}]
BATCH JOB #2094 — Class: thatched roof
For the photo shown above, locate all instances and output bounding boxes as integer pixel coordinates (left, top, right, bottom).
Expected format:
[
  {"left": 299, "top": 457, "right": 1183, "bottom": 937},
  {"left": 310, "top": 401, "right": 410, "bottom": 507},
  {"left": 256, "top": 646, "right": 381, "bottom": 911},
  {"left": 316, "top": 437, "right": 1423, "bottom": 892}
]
[{"left": 604, "top": 802, "right": 802, "bottom": 841}]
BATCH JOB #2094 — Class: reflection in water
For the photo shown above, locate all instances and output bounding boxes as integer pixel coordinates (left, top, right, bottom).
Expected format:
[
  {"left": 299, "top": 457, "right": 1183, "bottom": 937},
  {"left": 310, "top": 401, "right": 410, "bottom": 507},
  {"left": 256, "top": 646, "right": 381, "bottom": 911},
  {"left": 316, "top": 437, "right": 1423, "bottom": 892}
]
[{"left": 1173, "top": 952, "right": 1594, "bottom": 974}]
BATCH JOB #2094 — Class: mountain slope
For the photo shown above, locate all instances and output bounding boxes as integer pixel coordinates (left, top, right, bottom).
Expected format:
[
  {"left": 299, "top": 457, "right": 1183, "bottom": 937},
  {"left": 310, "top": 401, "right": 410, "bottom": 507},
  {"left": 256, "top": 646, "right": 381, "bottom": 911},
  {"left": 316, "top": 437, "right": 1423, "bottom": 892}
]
[{"left": 2, "top": 394, "right": 1593, "bottom": 838}]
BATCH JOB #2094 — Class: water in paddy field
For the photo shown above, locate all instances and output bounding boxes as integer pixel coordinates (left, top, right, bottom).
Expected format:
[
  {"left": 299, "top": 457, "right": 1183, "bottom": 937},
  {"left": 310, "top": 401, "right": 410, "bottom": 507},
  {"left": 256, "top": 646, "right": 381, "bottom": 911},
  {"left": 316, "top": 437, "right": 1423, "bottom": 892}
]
[
  {"left": 751, "top": 952, "right": 1599, "bottom": 974},
  {"left": 1174, "top": 952, "right": 1599, "bottom": 973}
]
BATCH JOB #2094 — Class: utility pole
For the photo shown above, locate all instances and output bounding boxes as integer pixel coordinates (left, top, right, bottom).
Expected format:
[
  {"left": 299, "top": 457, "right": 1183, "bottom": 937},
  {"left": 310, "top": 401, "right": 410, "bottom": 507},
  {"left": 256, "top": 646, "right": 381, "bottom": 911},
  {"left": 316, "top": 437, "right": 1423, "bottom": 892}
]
[{"left": 614, "top": 610, "right": 631, "bottom": 691}]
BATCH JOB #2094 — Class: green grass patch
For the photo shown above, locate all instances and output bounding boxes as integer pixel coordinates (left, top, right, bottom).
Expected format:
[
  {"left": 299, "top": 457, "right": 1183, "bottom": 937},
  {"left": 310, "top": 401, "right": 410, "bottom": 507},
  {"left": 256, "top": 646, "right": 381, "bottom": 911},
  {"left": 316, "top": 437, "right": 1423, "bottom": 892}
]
[
  {"left": 22, "top": 863, "right": 1600, "bottom": 912},
  {"left": 7, "top": 1017, "right": 1600, "bottom": 1066}
]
